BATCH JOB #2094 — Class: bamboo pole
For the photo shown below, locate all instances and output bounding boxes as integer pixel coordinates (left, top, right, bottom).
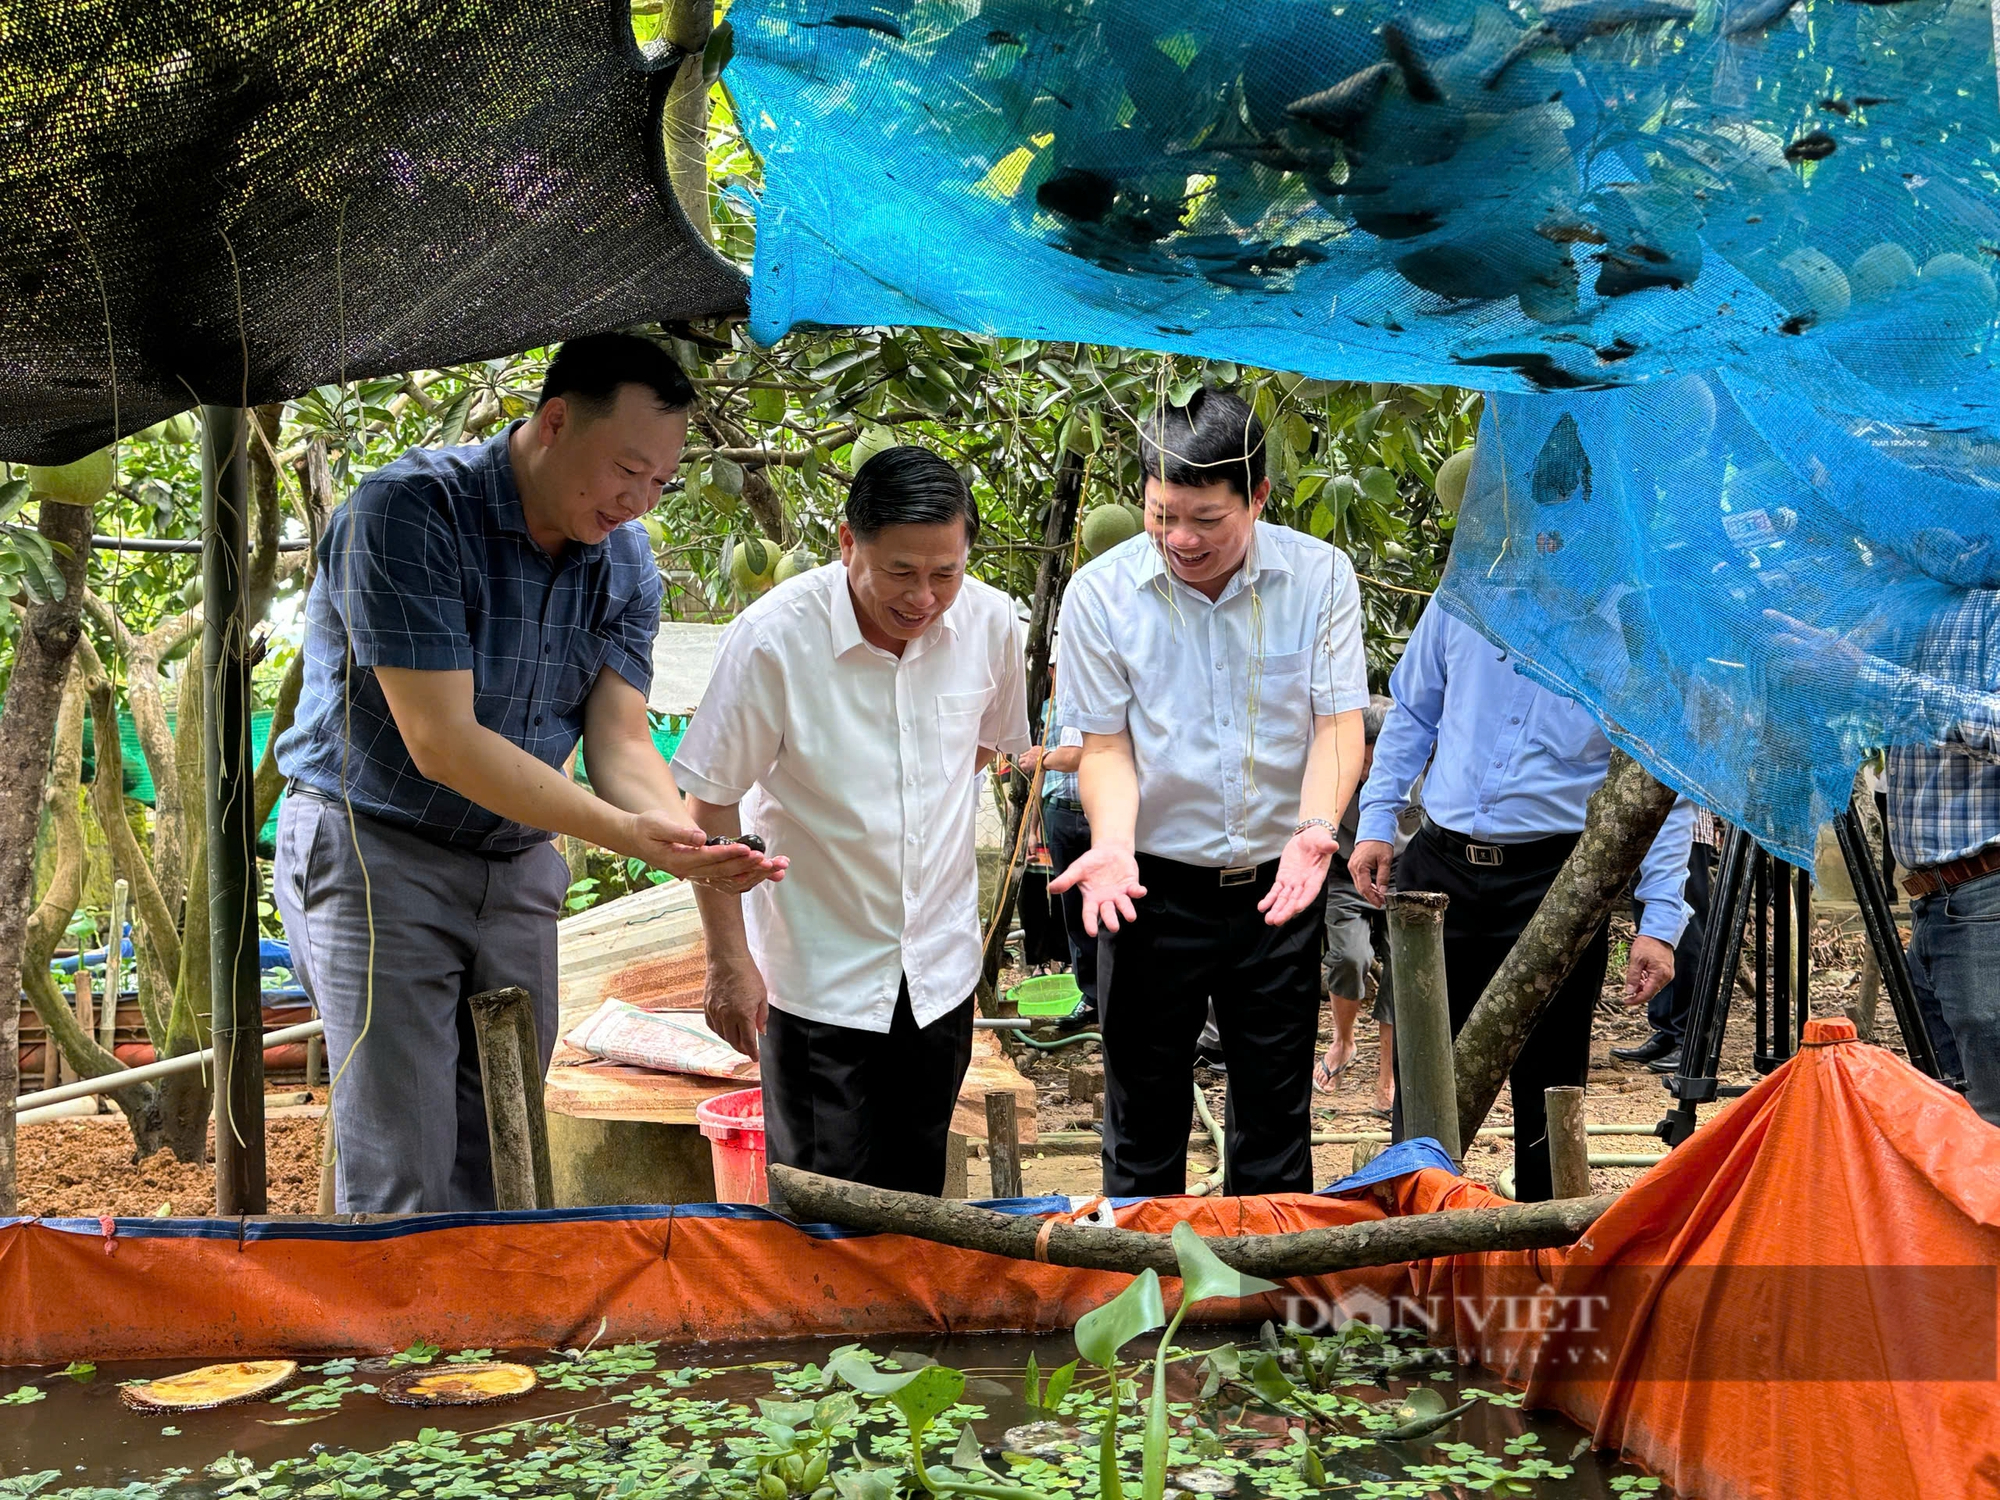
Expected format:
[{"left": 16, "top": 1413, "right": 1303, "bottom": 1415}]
[
  {"left": 468, "top": 987, "right": 549, "bottom": 1210},
  {"left": 985, "top": 1090, "right": 1022, "bottom": 1198},
  {"left": 770, "top": 1164, "right": 1615, "bottom": 1278},
  {"left": 1386, "top": 892, "right": 1458, "bottom": 1160},
  {"left": 1545, "top": 1086, "right": 1590, "bottom": 1199},
  {"left": 65, "top": 968, "right": 89, "bottom": 1085},
  {"left": 101, "top": 879, "right": 126, "bottom": 1049},
  {"left": 203, "top": 405, "right": 267, "bottom": 1216}
]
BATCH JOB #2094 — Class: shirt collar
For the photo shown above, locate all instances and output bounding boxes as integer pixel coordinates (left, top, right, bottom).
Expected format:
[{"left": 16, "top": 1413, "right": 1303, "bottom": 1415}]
[
  {"left": 829, "top": 570, "right": 960, "bottom": 660},
  {"left": 1125, "top": 521, "right": 1293, "bottom": 598},
  {"left": 484, "top": 420, "right": 606, "bottom": 563}
]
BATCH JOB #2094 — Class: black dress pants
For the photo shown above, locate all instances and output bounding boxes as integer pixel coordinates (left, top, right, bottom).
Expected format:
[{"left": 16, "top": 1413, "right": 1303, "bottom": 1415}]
[
  {"left": 1391, "top": 821, "right": 1611, "bottom": 1204},
  {"left": 1100, "top": 853, "right": 1323, "bottom": 1198},
  {"left": 763, "top": 980, "right": 975, "bottom": 1196},
  {"left": 1043, "top": 801, "right": 1098, "bottom": 1010}
]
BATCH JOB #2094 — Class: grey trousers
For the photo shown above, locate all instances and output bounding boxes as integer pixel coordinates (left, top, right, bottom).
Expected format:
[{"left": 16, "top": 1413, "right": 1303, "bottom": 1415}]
[{"left": 273, "top": 790, "right": 568, "bottom": 1213}]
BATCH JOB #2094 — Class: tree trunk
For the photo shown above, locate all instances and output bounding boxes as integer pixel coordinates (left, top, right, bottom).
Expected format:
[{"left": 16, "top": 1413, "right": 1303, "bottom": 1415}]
[
  {"left": 769, "top": 1164, "right": 1614, "bottom": 1277},
  {"left": 1453, "top": 750, "right": 1678, "bottom": 1148},
  {"left": 660, "top": 0, "right": 713, "bottom": 245},
  {"left": 0, "top": 495, "right": 93, "bottom": 1213},
  {"left": 977, "top": 445, "right": 1088, "bottom": 1008},
  {"left": 160, "top": 676, "right": 213, "bottom": 1163},
  {"left": 18, "top": 678, "right": 163, "bottom": 1156}
]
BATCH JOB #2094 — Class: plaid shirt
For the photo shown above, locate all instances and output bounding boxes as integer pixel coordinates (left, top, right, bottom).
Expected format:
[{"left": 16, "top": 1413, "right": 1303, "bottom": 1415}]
[
  {"left": 1884, "top": 589, "right": 2000, "bottom": 869},
  {"left": 275, "top": 425, "right": 662, "bottom": 853}
]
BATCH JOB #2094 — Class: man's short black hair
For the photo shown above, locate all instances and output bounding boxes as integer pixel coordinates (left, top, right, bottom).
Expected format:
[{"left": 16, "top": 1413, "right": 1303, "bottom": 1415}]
[
  {"left": 845, "top": 446, "right": 981, "bottom": 544},
  {"left": 1138, "top": 386, "right": 1265, "bottom": 502},
  {"left": 538, "top": 332, "right": 695, "bottom": 417}
]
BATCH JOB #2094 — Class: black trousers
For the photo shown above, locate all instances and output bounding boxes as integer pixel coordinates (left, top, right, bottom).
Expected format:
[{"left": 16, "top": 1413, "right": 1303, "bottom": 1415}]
[
  {"left": 762, "top": 980, "right": 975, "bottom": 1196},
  {"left": 1100, "top": 853, "right": 1323, "bottom": 1198},
  {"left": 1391, "top": 821, "right": 1611, "bottom": 1204},
  {"left": 1642, "top": 840, "right": 1714, "bottom": 1045},
  {"left": 1043, "top": 801, "right": 1098, "bottom": 1010}
]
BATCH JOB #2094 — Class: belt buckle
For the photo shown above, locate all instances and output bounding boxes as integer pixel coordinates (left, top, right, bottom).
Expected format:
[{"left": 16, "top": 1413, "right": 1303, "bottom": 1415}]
[
  {"left": 1466, "top": 843, "right": 1504, "bottom": 867},
  {"left": 1219, "top": 865, "right": 1258, "bottom": 887}
]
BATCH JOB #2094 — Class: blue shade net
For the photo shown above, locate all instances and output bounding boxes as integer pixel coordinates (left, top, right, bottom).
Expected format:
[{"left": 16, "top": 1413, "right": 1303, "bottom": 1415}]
[{"left": 728, "top": 0, "right": 2000, "bottom": 861}]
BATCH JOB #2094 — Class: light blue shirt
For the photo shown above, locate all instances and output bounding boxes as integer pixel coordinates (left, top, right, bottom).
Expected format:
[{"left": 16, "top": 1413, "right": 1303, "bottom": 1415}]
[{"left": 1358, "top": 602, "right": 1696, "bottom": 946}]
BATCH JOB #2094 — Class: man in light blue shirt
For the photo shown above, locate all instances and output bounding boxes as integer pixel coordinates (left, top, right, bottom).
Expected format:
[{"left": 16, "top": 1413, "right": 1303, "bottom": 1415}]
[{"left": 1350, "top": 599, "right": 1694, "bottom": 1201}]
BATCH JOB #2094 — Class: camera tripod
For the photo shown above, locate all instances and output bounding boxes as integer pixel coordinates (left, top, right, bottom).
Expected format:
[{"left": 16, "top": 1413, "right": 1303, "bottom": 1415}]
[{"left": 1657, "top": 796, "right": 1946, "bottom": 1147}]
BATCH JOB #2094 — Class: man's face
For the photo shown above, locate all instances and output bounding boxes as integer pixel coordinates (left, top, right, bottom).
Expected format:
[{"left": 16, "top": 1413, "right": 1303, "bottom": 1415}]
[
  {"left": 525, "top": 385, "right": 688, "bottom": 545},
  {"left": 1142, "top": 474, "right": 1268, "bottom": 593},
  {"left": 839, "top": 520, "right": 971, "bottom": 646}
]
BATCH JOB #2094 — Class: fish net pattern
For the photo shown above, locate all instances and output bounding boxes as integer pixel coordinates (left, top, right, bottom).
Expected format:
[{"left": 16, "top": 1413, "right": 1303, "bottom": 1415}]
[
  {"left": 731, "top": 0, "right": 2000, "bottom": 857},
  {"left": 4, "top": 0, "right": 746, "bottom": 464}
]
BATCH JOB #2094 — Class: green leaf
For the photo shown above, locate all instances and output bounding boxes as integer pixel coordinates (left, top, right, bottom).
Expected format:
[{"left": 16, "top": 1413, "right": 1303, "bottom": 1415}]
[
  {"left": 1074, "top": 1268, "right": 1165, "bottom": 1368},
  {"left": 887, "top": 1364, "right": 966, "bottom": 1430},
  {"left": 1169, "top": 1221, "right": 1281, "bottom": 1308},
  {"left": 711, "top": 456, "right": 746, "bottom": 497},
  {"left": 1308, "top": 501, "right": 1337, "bottom": 540},
  {"left": 438, "top": 389, "right": 475, "bottom": 448},
  {"left": 749, "top": 386, "right": 787, "bottom": 424},
  {"left": 1042, "top": 1359, "right": 1076, "bottom": 1411},
  {"left": 701, "top": 19, "right": 735, "bottom": 85},
  {"left": 1248, "top": 1352, "right": 1294, "bottom": 1406},
  {"left": 1023, "top": 1350, "right": 1040, "bottom": 1410},
  {"left": 814, "top": 1390, "right": 859, "bottom": 1430},
  {"left": 950, "top": 1423, "right": 991, "bottom": 1473},
  {"left": 828, "top": 1350, "right": 920, "bottom": 1397},
  {"left": 1302, "top": 1444, "right": 1326, "bottom": 1487},
  {"left": 0, "top": 478, "right": 31, "bottom": 526},
  {"left": 1359, "top": 466, "right": 1399, "bottom": 506}
]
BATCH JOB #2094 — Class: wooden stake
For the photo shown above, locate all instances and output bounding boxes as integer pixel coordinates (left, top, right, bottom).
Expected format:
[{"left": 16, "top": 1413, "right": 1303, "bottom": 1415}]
[
  {"left": 1386, "top": 892, "right": 1459, "bottom": 1161},
  {"left": 468, "top": 987, "right": 550, "bottom": 1210},
  {"left": 770, "top": 1164, "right": 1614, "bottom": 1278},
  {"left": 66, "top": 969, "right": 90, "bottom": 1085},
  {"left": 102, "top": 879, "right": 126, "bottom": 1050},
  {"left": 985, "top": 1090, "right": 1022, "bottom": 1199},
  {"left": 944, "top": 1131, "right": 969, "bottom": 1200},
  {"left": 1545, "top": 1086, "right": 1590, "bottom": 1200}
]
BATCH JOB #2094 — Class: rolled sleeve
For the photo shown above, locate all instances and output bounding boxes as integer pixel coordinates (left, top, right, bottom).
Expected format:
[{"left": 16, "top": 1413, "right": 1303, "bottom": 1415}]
[
  {"left": 669, "top": 621, "right": 785, "bottom": 805},
  {"left": 1056, "top": 581, "right": 1132, "bottom": 736},
  {"left": 328, "top": 478, "right": 474, "bottom": 671},
  {"left": 982, "top": 611, "right": 1033, "bottom": 755},
  {"left": 1314, "top": 551, "right": 1372, "bottom": 716},
  {"left": 604, "top": 546, "right": 664, "bottom": 700}
]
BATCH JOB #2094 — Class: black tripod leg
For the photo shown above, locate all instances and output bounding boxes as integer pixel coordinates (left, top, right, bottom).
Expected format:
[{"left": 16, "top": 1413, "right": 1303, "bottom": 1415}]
[
  {"left": 1660, "top": 826, "right": 1757, "bottom": 1147},
  {"left": 1832, "top": 806, "right": 1942, "bottom": 1080}
]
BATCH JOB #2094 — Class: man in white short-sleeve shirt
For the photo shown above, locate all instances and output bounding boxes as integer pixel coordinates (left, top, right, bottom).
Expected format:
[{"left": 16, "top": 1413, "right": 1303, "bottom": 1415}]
[
  {"left": 672, "top": 447, "right": 1030, "bottom": 1195},
  {"left": 1053, "top": 388, "right": 1371, "bottom": 1197}
]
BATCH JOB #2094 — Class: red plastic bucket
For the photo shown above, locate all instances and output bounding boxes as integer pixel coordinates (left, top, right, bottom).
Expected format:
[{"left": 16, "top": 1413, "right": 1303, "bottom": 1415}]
[{"left": 695, "top": 1087, "right": 768, "bottom": 1204}]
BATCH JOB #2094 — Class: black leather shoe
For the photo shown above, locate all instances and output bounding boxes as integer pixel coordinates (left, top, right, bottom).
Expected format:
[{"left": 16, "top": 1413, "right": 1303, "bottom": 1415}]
[
  {"left": 1645, "top": 1047, "right": 1685, "bottom": 1074},
  {"left": 1611, "top": 1031, "right": 1678, "bottom": 1065}
]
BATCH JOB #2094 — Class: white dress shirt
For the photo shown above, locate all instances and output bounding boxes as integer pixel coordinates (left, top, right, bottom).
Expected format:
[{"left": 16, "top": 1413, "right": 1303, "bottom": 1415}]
[
  {"left": 1358, "top": 601, "right": 1695, "bottom": 945},
  {"left": 671, "top": 564, "right": 1030, "bottom": 1032},
  {"left": 1057, "top": 521, "right": 1371, "bottom": 868}
]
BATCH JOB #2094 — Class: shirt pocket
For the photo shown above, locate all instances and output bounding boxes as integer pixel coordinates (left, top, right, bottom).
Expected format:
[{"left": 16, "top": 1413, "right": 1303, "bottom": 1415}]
[
  {"left": 1252, "top": 647, "right": 1316, "bottom": 750},
  {"left": 1536, "top": 698, "right": 1605, "bottom": 767},
  {"left": 935, "top": 690, "right": 989, "bottom": 779}
]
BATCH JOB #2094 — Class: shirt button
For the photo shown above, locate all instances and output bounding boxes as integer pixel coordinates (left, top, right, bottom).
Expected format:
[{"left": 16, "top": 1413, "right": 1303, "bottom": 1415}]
[
  {"left": 535, "top": 715, "right": 545, "bottom": 726},
  {"left": 544, "top": 643, "right": 552, "bottom": 654},
  {"left": 1510, "top": 716, "right": 1520, "bottom": 725},
  {"left": 907, "top": 835, "right": 918, "bottom": 845}
]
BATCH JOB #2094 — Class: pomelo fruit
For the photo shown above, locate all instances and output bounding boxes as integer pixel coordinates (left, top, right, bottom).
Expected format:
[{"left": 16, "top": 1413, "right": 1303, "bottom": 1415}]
[
  {"left": 1434, "top": 447, "right": 1474, "bottom": 514},
  {"left": 773, "top": 547, "right": 818, "bottom": 583},
  {"left": 1849, "top": 242, "right": 1917, "bottom": 305},
  {"left": 1081, "top": 503, "right": 1141, "bottom": 558},
  {"left": 25, "top": 447, "right": 115, "bottom": 506}
]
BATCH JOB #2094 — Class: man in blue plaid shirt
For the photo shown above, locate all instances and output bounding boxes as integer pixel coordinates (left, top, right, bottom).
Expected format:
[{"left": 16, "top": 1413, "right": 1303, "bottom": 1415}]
[{"left": 274, "top": 333, "right": 784, "bottom": 1212}]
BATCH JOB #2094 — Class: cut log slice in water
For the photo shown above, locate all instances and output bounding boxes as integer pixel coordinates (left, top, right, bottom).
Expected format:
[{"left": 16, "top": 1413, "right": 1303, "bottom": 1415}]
[
  {"left": 381, "top": 1362, "right": 539, "bottom": 1407},
  {"left": 120, "top": 1360, "right": 298, "bottom": 1411}
]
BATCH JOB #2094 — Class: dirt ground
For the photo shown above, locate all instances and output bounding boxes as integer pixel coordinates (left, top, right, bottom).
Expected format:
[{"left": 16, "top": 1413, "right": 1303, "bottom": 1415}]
[{"left": 14, "top": 911, "right": 1892, "bottom": 1216}]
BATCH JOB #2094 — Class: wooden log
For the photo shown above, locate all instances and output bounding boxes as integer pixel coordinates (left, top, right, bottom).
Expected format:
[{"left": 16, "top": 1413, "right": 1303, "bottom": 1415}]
[
  {"left": 468, "top": 987, "right": 546, "bottom": 1210},
  {"left": 944, "top": 1131, "right": 969, "bottom": 1200},
  {"left": 1386, "top": 892, "right": 1458, "bottom": 1160},
  {"left": 1545, "top": 1086, "right": 1590, "bottom": 1200},
  {"left": 1454, "top": 751, "right": 1677, "bottom": 1148},
  {"left": 986, "top": 1090, "right": 1022, "bottom": 1198},
  {"left": 502, "top": 991, "right": 555, "bottom": 1210},
  {"left": 770, "top": 1164, "right": 1614, "bottom": 1278},
  {"left": 102, "top": 880, "right": 126, "bottom": 1050}
]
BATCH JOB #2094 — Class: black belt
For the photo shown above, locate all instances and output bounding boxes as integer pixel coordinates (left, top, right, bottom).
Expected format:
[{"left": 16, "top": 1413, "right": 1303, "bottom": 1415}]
[
  {"left": 1419, "top": 815, "right": 1577, "bottom": 870},
  {"left": 1135, "top": 851, "right": 1281, "bottom": 891},
  {"left": 1042, "top": 794, "right": 1085, "bottom": 813}
]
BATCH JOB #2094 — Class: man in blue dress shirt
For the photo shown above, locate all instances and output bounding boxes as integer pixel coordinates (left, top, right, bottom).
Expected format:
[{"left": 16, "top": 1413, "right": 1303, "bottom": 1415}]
[{"left": 1350, "top": 599, "right": 1694, "bottom": 1201}]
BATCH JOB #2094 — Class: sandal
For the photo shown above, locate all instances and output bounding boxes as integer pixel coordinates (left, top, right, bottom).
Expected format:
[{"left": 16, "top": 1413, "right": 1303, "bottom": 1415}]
[{"left": 1312, "top": 1051, "right": 1355, "bottom": 1094}]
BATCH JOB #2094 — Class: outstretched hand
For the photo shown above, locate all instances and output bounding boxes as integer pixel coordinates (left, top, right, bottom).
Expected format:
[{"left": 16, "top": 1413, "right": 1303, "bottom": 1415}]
[
  {"left": 1623, "top": 935, "right": 1676, "bottom": 1006},
  {"left": 1259, "top": 826, "right": 1338, "bottom": 926},
  {"left": 1048, "top": 846, "right": 1147, "bottom": 935},
  {"left": 628, "top": 810, "right": 788, "bottom": 894}
]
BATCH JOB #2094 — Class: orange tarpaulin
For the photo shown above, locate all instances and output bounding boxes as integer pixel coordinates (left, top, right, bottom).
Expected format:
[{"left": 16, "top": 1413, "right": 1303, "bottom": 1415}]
[{"left": 2, "top": 1017, "right": 1994, "bottom": 1497}]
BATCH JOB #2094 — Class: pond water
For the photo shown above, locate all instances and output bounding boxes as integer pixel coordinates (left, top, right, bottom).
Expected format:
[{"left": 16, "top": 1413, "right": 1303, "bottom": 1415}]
[{"left": 1, "top": 1328, "right": 1668, "bottom": 1500}]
